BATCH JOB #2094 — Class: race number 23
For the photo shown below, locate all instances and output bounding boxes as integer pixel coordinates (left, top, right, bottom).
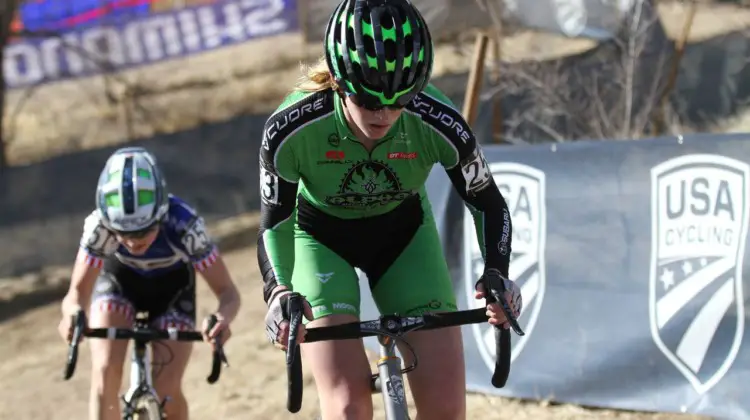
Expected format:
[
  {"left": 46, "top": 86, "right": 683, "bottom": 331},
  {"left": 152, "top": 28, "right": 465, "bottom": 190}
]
[
  {"left": 261, "top": 166, "right": 280, "bottom": 205},
  {"left": 461, "top": 149, "right": 492, "bottom": 193}
]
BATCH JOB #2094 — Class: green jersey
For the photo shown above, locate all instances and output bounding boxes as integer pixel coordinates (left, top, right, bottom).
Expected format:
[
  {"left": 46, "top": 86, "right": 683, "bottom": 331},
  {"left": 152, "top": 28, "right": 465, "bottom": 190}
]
[{"left": 257, "top": 83, "right": 512, "bottom": 302}]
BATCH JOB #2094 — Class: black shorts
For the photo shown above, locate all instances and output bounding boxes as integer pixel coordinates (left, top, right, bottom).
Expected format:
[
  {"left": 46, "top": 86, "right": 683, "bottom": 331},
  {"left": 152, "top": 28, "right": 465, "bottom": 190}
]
[
  {"left": 91, "top": 257, "right": 197, "bottom": 330},
  {"left": 295, "top": 193, "right": 424, "bottom": 289}
]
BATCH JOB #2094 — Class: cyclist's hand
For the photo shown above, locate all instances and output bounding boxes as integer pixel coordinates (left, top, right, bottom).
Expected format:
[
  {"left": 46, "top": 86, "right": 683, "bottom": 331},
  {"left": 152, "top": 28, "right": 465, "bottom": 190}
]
[
  {"left": 202, "top": 313, "right": 232, "bottom": 350},
  {"left": 58, "top": 305, "right": 83, "bottom": 344},
  {"left": 265, "top": 287, "right": 314, "bottom": 351},
  {"left": 475, "top": 268, "right": 522, "bottom": 330}
]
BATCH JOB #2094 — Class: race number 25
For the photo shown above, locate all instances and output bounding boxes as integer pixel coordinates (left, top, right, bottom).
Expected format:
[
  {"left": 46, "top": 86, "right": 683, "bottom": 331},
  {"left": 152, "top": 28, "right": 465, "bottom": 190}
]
[
  {"left": 461, "top": 148, "right": 492, "bottom": 193},
  {"left": 183, "top": 218, "right": 211, "bottom": 256},
  {"left": 261, "top": 166, "right": 280, "bottom": 205}
]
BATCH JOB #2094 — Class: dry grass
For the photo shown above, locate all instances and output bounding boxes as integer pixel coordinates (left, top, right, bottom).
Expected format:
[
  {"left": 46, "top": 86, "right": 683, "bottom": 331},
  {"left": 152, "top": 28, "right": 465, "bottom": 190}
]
[{"left": 3, "top": 3, "right": 750, "bottom": 166}]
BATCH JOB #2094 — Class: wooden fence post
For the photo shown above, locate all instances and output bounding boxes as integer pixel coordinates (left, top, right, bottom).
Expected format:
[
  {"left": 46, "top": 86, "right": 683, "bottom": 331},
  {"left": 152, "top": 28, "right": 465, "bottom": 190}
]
[{"left": 462, "top": 31, "right": 489, "bottom": 127}]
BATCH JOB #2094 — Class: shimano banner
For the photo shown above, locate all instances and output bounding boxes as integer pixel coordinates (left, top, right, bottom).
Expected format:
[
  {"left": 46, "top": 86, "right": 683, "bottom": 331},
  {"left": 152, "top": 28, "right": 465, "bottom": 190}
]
[
  {"left": 359, "top": 133, "right": 750, "bottom": 419},
  {"left": 4, "top": 0, "right": 298, "bottom": 89}
]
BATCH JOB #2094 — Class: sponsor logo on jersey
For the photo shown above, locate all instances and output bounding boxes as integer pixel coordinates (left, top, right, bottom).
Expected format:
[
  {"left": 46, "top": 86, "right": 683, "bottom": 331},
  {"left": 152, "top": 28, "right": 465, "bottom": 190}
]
[
  {"left": 464, "top": 162, "right": 547, "bottom": 369},
  {"left": 264, "top": 96, "right": 329, "bottom": 148},
  {"left": 411, "top": 94, "right": 471, "bottom": 144},
  {"left": 328, "top": 133, "right": 340, "bottom": 147},
  {"left": 332, "top": 302, "right": 357, "bottom": 313},
  {"left": 325, "top": 150, "right": 345, "bottom": 160},
  {"left": 387, "top": 152, "right": 417, "bottom": 160},
  {"left": 405, "top": 299, "right": 444, "bottom": 316},
  {"left": 394, "top": 133, "right": 411, "bottom": 144},
  {"left": 316, "top": 272, "right": 334, "bottom": 283},
  {"left": 325, "top": 160, "right": 412, "bottom": 207},
  {"left": 312, "top": 305, "right": 328, "bottom": 315},
  {"left": 649, "top": 154, "right": 748, "bottom": 395}
]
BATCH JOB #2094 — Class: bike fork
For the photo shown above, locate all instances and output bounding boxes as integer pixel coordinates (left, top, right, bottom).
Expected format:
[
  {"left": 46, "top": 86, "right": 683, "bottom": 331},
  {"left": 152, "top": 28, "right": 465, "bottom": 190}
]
[
  {"left": 373, "top": 335, "right": 410, "bottom": 420},
  {"left": 122, "top": 340, "right": 170, "bottom": 418}
]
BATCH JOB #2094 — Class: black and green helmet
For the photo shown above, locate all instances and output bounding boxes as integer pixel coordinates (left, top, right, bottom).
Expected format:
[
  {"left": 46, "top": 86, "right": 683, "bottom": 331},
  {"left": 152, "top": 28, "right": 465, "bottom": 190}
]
[{"left": 324, "top": 0, "right": 433, "bottom": 110}]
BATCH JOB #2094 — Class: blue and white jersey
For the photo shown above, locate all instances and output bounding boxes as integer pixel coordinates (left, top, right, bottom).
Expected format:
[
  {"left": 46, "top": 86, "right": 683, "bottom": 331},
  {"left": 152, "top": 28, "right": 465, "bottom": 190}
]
[{"left": 79, "top": 195, "right": 218, "bottom": 276}]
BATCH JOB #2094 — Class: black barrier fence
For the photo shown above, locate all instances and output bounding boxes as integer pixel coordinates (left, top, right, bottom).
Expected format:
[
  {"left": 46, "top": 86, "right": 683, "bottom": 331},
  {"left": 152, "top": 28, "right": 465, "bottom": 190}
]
[
  {"left": 357, "top": 133, "right": 750, "bottom": 419},
  {"left": 0, "top": 113, "right": 266, "bottom": 277}
]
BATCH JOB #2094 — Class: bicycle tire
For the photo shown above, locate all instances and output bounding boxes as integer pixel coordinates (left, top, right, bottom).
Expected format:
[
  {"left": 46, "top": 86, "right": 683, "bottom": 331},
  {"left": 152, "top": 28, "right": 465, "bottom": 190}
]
[{"left": 131, "top": 394, "right": 163, "bottom": 420}]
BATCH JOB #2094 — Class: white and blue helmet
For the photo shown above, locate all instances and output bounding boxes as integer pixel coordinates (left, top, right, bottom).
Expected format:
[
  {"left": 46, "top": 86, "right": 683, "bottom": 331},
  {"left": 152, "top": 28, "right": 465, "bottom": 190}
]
[{"left": 96, "top": 147, "right": 169, "bottom": 233}]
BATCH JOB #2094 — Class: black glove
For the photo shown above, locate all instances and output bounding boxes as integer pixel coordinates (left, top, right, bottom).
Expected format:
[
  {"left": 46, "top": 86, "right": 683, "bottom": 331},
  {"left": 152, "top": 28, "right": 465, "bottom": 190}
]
[
  {"left": 264, "top": 289, "right": 313, "bottom": 347},
  {"left": 265, "top": 288, "right": 294, "bottom": 344},
  {"left": 477, "top": 268, "right": 523, "bottom": 333}
]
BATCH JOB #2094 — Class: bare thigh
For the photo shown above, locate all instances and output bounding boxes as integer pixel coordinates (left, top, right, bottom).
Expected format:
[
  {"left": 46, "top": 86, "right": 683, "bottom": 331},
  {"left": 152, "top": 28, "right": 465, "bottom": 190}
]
[
  {"left": 89, "top": 296, "right": 134, "bottom": 378},
  {"left": 302, "top": 314, "right": 373, "bottom": 420},
  {"left": 151, "top": 311, "right": 195, "bottom": 396},
  {"left": 152, "top": 341, "right": 193, "bottom": 398},
  {"left": 88, "top": 296, "right": 134, "bottom": 420},
  {"left": 398, "top": 325, "right": 466, "bottom": 420},
  {"left": 364, "top": 218, "right": 466, "bottom": 418}
]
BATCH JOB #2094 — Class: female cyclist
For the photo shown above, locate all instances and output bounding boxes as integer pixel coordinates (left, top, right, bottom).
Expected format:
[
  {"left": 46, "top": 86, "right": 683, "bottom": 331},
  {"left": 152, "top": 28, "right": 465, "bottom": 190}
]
[
  {"left": 57, "top": 147, "right": 241, "bottom": 420},
  {"left": 258, "top": 0, "right": 522, "bottom": 418}
]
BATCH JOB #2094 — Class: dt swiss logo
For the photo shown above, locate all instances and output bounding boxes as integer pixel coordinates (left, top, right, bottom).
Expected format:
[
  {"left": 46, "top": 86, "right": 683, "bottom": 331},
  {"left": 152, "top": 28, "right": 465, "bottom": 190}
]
[
  {"left": 388, "top": 152, "right": 417, "bottom": 160},
  {"left": 649, "top": 154, "right": 748, "bottom": 395}
]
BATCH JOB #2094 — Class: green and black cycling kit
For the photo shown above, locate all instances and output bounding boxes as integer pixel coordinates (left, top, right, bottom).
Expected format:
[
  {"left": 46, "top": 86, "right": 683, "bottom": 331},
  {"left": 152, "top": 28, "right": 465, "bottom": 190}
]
[{"left": 257, "top": 83, "right": 512, "bottom": 318}]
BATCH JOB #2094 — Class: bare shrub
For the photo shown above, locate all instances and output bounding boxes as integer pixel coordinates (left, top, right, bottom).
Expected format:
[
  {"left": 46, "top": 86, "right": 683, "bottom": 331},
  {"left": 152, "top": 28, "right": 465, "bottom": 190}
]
[{"left": 484, "top": 0, "right": 683, "bottom": 143}]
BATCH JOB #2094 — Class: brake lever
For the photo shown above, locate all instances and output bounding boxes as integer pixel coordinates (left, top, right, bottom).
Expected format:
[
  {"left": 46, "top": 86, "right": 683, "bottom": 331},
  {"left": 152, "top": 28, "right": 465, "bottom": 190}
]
[
  {"left": 205, "top": 315, "right": 229, "bottom": 364},
  {"left": 286, "top": 293, "right": 304, "bottom": 413},
  {"left": 63, "top": 309, "right": 87, "bottom": 380},
  {"left": 484, "top": 277, "right": 525, "bottom": 337}
]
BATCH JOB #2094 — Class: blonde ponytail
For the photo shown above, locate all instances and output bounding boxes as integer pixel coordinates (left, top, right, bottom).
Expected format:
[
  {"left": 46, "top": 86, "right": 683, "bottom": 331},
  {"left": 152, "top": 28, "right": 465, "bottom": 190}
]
[{"left": 295, "top": 56, "right": 340, "bottom": 93}]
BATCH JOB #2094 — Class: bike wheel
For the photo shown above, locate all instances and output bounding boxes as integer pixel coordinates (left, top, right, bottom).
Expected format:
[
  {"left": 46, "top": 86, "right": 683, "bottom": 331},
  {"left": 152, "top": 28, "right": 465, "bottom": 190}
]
[{"left": 131, "top": 394, "right": 163, "bottom": 420}]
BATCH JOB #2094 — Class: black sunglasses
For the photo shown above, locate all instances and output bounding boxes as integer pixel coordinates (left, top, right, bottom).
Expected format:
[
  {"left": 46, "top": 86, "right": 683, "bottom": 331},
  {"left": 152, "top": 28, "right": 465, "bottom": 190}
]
[
  {"left": 346, "top": 92, "right": 413, "bottom": 111},
  {"left": 115, "top": 224, "right": 158, "bottom": 239}
]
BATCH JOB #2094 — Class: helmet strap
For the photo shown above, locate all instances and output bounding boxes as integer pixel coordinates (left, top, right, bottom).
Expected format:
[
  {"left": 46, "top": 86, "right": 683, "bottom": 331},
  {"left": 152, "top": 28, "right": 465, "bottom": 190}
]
[{"left": 334, "top": 87, "right": 349, "bottom": 108}]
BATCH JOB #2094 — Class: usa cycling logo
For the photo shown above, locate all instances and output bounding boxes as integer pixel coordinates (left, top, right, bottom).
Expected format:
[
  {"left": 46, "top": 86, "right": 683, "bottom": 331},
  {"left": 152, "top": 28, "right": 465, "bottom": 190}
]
[
  {"left": 649, "top": 154, "right": 748, "bottom": 395},
  {"left": 464, "top": 162, "right": 547, "bottom": 371}
]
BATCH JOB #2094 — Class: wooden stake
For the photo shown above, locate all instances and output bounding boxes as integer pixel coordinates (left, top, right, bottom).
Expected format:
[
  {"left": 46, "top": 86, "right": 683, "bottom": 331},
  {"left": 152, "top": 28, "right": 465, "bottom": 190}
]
[
  {"left": 462, "top": 31, "right": 489, "bottom": 127},
  {"left": 653, "top": 0, "right": 696, "bottom": 135}
]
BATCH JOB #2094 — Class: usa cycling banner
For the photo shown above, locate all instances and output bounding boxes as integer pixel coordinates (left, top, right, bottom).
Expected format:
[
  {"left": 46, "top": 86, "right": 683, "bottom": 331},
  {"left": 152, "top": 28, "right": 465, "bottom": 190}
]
[
  {"left": 357, "top": 133, "right": 750, "bottom": 420},
  {"left": 4, "top": 0, "right": 298, "bottom": 89}
]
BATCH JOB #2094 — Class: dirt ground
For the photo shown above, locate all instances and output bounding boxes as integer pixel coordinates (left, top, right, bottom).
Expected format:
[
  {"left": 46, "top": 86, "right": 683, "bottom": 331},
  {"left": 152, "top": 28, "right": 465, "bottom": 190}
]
[{"left": 0, "top": 215, "right": 709, "bottom": 420}]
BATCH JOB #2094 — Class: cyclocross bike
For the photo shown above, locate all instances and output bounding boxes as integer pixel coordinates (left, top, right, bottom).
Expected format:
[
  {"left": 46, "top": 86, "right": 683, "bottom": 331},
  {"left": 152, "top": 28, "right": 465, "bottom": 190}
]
[
  {"left": 63, "top": 309, "right": 229, "bottom": 420},
  {"left": 284, "top": 279, "right": 525, "bottom": 420}
]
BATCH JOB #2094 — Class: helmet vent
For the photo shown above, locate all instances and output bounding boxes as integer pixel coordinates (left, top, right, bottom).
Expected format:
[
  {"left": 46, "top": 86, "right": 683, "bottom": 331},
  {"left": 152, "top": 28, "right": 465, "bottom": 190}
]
[{"left": 122, "top": 156, "right": 135, "bottom": 215}]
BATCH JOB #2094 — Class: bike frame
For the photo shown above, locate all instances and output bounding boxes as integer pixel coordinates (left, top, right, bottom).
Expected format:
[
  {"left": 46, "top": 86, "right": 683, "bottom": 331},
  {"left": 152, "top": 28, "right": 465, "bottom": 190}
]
[
  {"left": 371, "top": 335, "right": 410, "bottom": 419},
  {"left": 285, "top": 291, "right": 525, "bottom": 420},
  {"left": 121, "top": 317, "right": 164, "bottom": 419},
  {"left": 63, "top": 310, "right": 227, "bottom": 420}
]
